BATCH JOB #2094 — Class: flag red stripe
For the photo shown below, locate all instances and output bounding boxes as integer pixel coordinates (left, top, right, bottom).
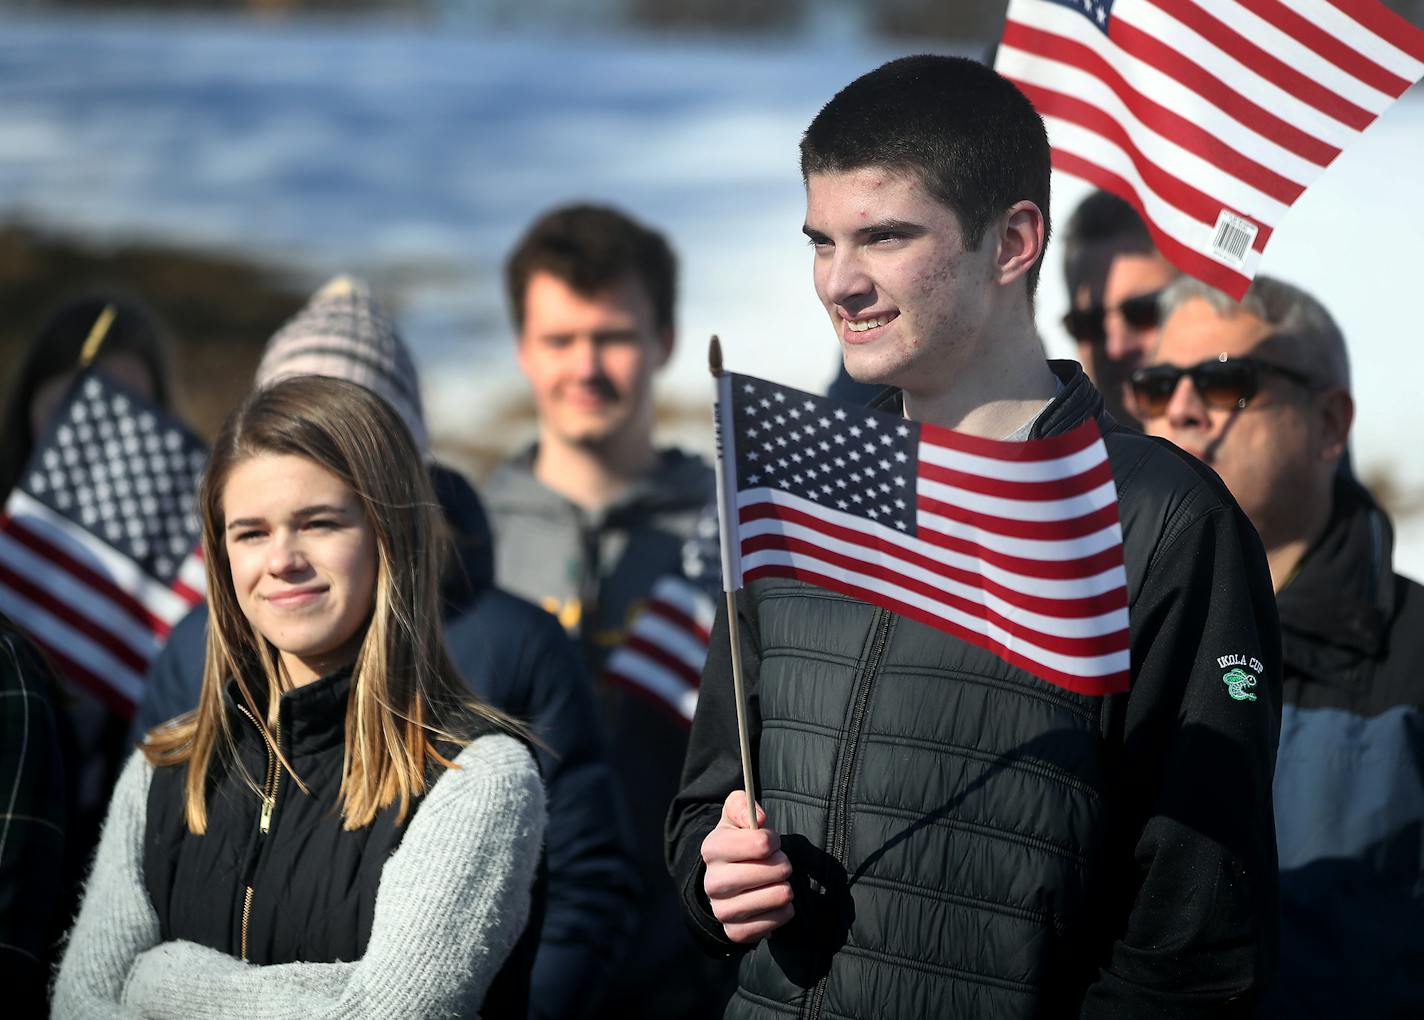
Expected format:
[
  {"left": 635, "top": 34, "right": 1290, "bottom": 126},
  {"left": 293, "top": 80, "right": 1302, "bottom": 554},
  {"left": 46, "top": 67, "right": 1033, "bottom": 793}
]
[
  {"left": 1107, "top": 17, "right": 1343, "bottom": 165},
  {"left": 622, "top": 634, "right": 704, "bottom": 688},
  {"left": 1, "top": 517, "right": 173, "bottom": 638},
  {"left": 31, "top": 639, "right": 137, "bottom": 717},
  {"left": 919, "top": 415, "right": 1100, "bottom": 461},
  {"left": 744, "top": 499, "right": 1125, "bottom": 584},
  {"left": 1005, "top": 22, "right": 1305, "bottom": 203},
  {"left": 742, "top": 529, "right": 1130, "bottom": 637},
  {"left": 1019, "top": 81, "right": 1274, "bottom": 246},
  {"left": 1323, "top": 0, "right": 1424, "bottom": 63},
  {"left": 1148, "top": 0, "right": 1375, "bottom": 131},
  {"left": 918, "top": 450, "right": 1116, "bottom": 501},
  {"left": 1238, "top": 0, "right": 1411, "bottom": 96},
  {"left": 0, "top": 558, "right": 150, "bottom": 674},
  {"left": 914, "top": 489, "right": 1124, "bottom": 543},
  {"left": 643, "top": 599, "right": 712, "bottom": 645},
  {"left": 1049, "top": 150, "right": 1253, "bottom": 298},
  {"left": 743, "top": 563, "right": 1129, "bottom": 697},
  {"left": 603, "top": 670, "right": 694, "bottom": 727},
  {"left": 171, "top": 580, "right": 203, "bottom": 606}
]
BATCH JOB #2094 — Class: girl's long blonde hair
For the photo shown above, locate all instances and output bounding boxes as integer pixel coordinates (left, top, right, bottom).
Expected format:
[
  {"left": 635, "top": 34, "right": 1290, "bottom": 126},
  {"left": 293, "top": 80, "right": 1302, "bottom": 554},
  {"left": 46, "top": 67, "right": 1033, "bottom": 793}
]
[{"left": 144, "top": 375, "right": 523, "bottom": 832}]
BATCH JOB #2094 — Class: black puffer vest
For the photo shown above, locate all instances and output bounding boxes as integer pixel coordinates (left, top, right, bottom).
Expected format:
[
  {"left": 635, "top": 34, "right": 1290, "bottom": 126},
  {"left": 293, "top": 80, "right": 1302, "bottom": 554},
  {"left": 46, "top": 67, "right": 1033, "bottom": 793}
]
[
  {"left": 675, "top": 363, "right": 1282, "bottom": 1019},
  {"left": 143, "top": 670, "right": 541, "bottom": 1017}
]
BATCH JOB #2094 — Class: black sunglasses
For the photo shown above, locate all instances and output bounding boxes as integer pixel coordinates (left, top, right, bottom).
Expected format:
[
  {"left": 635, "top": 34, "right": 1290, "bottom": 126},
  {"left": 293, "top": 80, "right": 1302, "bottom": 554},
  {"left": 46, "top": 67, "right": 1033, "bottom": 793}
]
[
  {"left": 1062, "top": 289, "right": 1163, "bottom": 346},
  {"left": 1128, "top": 355, "right": 1319, "bottom": 419}
]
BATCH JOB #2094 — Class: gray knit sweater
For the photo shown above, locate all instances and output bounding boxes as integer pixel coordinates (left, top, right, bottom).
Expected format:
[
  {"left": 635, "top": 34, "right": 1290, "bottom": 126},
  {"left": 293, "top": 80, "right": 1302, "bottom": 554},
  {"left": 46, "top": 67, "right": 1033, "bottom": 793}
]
[{"left": 53, "top": 734, "right": 545, "bottom": 1019}]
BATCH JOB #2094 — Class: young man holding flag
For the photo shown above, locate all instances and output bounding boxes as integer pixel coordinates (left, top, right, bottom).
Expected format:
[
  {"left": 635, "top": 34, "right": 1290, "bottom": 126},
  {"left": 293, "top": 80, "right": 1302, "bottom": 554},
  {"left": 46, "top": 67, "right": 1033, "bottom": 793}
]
[{"left": 667, "top": 55, "right": 1282, "bottom": 1018}]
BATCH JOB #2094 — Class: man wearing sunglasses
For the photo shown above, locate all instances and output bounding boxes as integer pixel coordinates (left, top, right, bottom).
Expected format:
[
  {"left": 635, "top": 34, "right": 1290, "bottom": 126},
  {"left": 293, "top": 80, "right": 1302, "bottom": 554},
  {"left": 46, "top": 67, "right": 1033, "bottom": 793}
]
[
  {"left": 1139, "top": 275, "right": 1424, "bottom": 1016},
  {"left": 1060, "top": 190, "right": 1178, "bottom": 429}
]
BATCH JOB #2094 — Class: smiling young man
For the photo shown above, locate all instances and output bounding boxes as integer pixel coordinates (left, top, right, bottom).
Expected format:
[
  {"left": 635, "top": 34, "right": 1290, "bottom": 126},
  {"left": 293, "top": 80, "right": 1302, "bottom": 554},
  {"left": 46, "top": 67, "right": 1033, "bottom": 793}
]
[
  {"left": 1138, "top": 276, "right": 1424, "bottom": 1016},
  {"left": 486, "top": 204, "right": 726, "bottom": 1019},
  {"left": 667, "top": 55, "right": 1284, "bottom": 1019}
]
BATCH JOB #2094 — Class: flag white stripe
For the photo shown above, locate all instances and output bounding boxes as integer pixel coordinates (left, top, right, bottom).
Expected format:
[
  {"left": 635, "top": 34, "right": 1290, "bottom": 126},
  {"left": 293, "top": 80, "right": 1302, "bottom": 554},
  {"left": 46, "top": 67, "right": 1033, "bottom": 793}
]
[
  {"left": 741, "top": 491, "right": 1129, "bottom": 603},
  {"left": 1296, "top": 0, "right": 1424, "bottom": 81},
  {"left": 916, "top": 510, "right": 1126, "bottom": 562},
  {"left": 1114, "top": 0, "right": 1359, "bottom": 146},
  {"left": 7, "top": 492, "right": 192, "bottom": 624},
  {"left": 630, "top": 612, "right": 711, "bottom": 673},
  {"left": 178, "top": 554, "right": 205, "bottom": 594},
  {"left": 917, "top": 475, "right": 1120, "bottom": 523},
  {"left": 917, "top": 436, "right": 1109, "bottom": 483},
  {"left": 606, "top": 650, "right": 698, "bottom": 721},
  {"left": 0, "top": 580, "right": 145, "bottom": 703},
  {"left": 741, "top": 547, "right": 1131, "bottom": 678},
  {"left": 998, "top": 33, "right": 1324, "bottom": 187},
  {"left": 1044, "top": 115, "right": 1267, "bottom": 274},
  {"left": 0, "top": 528, "right": 160, "bottom": 660},
  {"left": 1003, "top": 47, "right": 1292, "bottom": 221},
  {"left": 1207, "top": 0, "right": 1398, "bottom": 112},
  {"left": 647, "top": 576, "right": 717, "bottom": 630}
]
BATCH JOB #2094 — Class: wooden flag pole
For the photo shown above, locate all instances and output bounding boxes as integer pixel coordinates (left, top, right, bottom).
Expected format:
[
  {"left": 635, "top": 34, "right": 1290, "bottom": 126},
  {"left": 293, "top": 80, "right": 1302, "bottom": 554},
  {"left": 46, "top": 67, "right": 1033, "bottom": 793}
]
[
  {"left": 77, "top": 304, "right": 117, "bottom": 368},
  {"left": 709, "top": 336, "right": 758, "bottom": 830}
]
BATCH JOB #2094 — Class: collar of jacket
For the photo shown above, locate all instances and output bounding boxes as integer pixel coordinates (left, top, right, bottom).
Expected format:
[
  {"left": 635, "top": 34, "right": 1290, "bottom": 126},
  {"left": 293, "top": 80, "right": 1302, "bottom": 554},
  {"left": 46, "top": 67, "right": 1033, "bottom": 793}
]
[
  {"left": 866, "top": 359, "right": 1112, "bottom": 440},
  {"left": 223, "top": 666, "right": 354, "bottom": 760},
  {"left": 1277, "top": 472, "right": 1396, "bottom": 666}
]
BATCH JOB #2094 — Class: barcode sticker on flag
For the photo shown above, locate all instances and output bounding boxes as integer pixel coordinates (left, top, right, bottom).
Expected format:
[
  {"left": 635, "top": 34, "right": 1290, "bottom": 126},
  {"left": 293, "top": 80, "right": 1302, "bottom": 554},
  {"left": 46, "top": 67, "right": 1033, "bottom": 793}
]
[
  {"left": 716, "top": 373, "right": 1131, "bottom": 697},
  {"left": 0, "top": 372, "right": 207, "bottom": 716},
  {"left": 1210, "top": 210, "right": 1259, "bottom": 269},
  {"left": 995, "top": 0, "right": 1424, "bottom": 297}
]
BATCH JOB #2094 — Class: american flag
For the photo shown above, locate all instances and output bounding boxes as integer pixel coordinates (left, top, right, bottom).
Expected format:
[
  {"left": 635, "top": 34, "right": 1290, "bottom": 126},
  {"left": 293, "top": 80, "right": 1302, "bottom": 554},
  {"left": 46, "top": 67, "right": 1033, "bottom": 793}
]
[
  {"left": 995, "top": 0, "right": 1424, "bottom": 298},
  {"left": 603, "top": 572, "right": 717, "bottom": 725},
  {"left": 714, "top": 373, "right": 1131, "bottom": 696},
  {"left": 0, "top": 372, "right": 207, "bottom": 717}
]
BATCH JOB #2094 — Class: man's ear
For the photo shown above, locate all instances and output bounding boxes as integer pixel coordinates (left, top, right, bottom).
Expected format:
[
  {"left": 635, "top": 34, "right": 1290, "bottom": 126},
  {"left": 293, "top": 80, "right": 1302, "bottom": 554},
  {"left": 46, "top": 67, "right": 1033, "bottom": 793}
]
[
  {"left": 995, "top": 201, "right": 1046, "bottom": 288},
  {"left": 1318, "top": 387, "right": 1355, "bottom": 463}
]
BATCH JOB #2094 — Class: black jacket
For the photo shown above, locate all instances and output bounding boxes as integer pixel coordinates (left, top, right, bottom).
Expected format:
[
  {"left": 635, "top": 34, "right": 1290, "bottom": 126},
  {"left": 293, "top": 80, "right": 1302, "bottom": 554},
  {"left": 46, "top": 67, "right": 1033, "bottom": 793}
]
[
  {"left": 143, "top": 670, "right": 539, "bottom": 1017},
  {"left": 1262, "top": 475, "right": 1424, "bottom": 1016},
  {"left": 134, "top": 464, "right": 639, "bottom": 1020},
  {"left": 0, "top": 614, "right": 66, "bottom": 1017},
  {"left": 667, "top": 362, "right": 1283, "bottom": 1019}
]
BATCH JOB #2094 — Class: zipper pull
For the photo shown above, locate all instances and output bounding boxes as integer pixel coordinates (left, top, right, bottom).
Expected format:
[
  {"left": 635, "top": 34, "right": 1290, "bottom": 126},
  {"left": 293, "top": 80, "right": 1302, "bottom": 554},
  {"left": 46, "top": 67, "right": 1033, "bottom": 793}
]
[{"left": 260, "top": 795, "right": 274, "bottom": 833}]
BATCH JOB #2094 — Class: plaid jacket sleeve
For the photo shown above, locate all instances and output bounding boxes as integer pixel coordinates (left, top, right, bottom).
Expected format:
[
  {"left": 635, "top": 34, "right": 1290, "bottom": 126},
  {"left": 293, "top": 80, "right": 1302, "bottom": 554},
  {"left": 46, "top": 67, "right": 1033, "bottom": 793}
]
[{"left": 0, "top": 614, "right": 67, "bottom": 1014}]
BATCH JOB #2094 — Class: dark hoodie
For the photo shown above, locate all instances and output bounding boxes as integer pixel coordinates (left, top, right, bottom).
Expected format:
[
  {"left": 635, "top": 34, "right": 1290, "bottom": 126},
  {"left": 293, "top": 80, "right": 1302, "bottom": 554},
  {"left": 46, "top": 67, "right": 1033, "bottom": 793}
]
[{"left": 133, "top": 464, "right": 639, "bottom": 1020}]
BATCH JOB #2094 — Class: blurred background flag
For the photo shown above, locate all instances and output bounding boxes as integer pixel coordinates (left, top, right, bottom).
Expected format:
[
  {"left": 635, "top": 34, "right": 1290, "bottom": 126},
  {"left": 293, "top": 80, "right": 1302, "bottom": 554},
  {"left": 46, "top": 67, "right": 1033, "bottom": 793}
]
[
  {"left": 0, "top": 372, "right": 206, "bottom": 717},
  {"left": 603, "top": 574, "right": 717, "bottom": 725},
  {"left": 995, "top": 0, "right": 1424, "bottom": 298},
  {"left": 713, "top": 372, "right": 1132, "bottom": 696}
]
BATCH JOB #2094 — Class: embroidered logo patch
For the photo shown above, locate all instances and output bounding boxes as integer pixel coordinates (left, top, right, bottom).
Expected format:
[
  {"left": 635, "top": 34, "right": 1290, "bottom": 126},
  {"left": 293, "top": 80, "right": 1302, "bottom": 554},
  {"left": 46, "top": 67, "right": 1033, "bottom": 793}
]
[{"left": 1222, "top": 668, "right": 1258, "bottom": 702}]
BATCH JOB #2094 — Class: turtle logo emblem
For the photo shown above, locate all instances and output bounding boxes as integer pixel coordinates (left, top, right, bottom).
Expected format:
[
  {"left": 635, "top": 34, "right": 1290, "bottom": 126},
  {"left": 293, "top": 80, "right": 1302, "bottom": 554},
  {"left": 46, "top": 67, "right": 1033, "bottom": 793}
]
[{"left": 1222, "top": 668, "right": 1258, "bottom": 702}]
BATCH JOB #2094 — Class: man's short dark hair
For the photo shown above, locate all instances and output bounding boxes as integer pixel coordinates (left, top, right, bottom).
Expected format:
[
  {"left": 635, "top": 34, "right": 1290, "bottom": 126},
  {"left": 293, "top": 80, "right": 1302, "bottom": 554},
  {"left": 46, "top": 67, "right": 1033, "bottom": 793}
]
[
  {"left": 1061, "top": 190, "right": 1157, "bottom": 297},
  {"left": 800, "top": 54, "right": 1052, "bottom": 294},
  {"left": 505, "top": 203, "right": 677, "bottom": 334}
]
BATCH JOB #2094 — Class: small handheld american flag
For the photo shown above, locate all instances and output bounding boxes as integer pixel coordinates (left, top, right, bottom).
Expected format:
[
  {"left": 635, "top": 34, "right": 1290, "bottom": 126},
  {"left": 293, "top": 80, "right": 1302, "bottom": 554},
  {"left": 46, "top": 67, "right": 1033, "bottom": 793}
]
[
  {"left": 995, "top": 0, "right": 1424, "bottom": 298},
  {"left": 0, "top": 372, "right": 207, "bottom": 717},
  {"left": 713, "top": 370, "right": 1131, "bottom": 697}
]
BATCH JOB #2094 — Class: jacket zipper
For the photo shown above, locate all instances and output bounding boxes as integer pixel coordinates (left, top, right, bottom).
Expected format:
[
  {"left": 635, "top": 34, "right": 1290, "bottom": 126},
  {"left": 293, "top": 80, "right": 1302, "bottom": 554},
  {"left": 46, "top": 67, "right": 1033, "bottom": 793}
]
[
  {"left": 236, "top": 705, "right": 281, "bottom": 962},
  {"left": 802, "top": 608, "right": 895, "bottom": 1020}
]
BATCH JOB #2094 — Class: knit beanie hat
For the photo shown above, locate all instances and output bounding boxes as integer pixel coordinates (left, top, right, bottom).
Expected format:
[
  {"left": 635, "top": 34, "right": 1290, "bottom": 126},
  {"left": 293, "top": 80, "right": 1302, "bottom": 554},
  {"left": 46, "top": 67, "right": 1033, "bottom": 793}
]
[{"left": 255, "top": 275, "right": 429, "bottom": 456}]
